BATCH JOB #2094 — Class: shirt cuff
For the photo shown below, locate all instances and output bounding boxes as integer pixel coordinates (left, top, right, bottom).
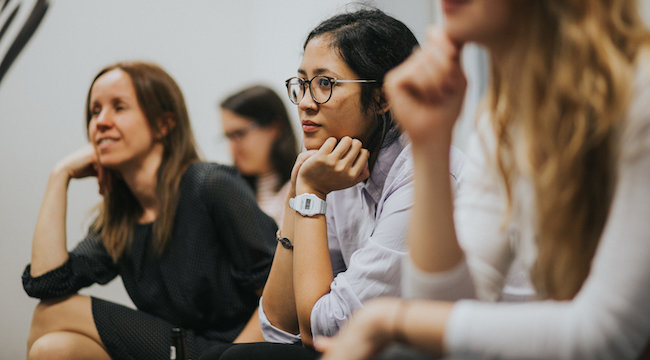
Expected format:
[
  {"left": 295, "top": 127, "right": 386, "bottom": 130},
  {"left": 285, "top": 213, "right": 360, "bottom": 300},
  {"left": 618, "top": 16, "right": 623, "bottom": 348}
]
[
  {"left": 401, "top": 255, "right": 475, "bottom": 300},
  {"left": 258, "top": 297, "right": 301, "bottom": 344},
  {"left": 444, "top": 300, "right": 474, "bottom": 357}
]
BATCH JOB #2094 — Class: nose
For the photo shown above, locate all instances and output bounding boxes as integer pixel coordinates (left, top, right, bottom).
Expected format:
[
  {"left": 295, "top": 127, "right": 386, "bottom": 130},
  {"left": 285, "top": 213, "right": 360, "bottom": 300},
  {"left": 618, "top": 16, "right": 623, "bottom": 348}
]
[
  {"left": 95, "top": 109, "right": 114, "bottom": 129},
  {"left": 297, "top": 87, "right": 318, "bottom": 112}
]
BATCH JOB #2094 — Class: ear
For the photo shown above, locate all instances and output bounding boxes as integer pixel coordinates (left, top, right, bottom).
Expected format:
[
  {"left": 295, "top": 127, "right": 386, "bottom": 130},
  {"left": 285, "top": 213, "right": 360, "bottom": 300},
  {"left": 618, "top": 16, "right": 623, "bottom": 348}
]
[
  {"left": 156, "top": 112, "right": 176, "bottom": 138},
  {"left": 374, "top": 89, "right": 390, "bottom": 115}
]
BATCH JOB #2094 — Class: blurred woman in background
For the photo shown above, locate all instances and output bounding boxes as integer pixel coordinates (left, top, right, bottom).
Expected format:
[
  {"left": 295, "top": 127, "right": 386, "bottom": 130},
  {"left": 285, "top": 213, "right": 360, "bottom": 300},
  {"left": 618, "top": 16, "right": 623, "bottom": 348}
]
[{"left": 220, "top": 85, "right": 298, "bottom": 225}]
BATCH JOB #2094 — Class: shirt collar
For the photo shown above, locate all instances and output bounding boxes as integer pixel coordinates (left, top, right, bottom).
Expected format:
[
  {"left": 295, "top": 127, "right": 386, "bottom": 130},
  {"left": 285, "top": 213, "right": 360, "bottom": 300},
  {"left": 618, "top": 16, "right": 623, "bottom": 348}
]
[{"left": 361, "top": 134, "right": 408, "bottom": 204}]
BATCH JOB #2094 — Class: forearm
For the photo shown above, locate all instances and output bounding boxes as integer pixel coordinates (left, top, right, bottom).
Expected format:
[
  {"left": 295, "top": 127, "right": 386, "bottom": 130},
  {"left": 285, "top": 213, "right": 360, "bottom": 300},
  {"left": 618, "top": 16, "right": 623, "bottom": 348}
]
[
  {"left": 408, "top": 140, "right": 462, "bottom": 272},
  {"left": 393, "top": 299, "right": 453, "bottom": 355},
  {"left": 293, "top": 212, "right": 333, "bottom": 346},
  {"left": 318, "top": 298, "right": 453, "bottom": 360},
  {"left": 261, "top": 194, "right": 299, "bottom": 335},
  {"left": 30, "top": 168, "right": 72, "bottom": 276}
]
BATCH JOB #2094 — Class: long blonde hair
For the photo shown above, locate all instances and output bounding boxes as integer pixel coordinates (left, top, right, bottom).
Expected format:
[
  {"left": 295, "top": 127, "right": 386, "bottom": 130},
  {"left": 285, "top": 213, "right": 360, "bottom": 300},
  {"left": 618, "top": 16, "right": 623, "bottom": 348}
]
[
  {"left": 86, "top": 62, "right": 200, "bottom": 261},
  {"left": 489, "top": 0, "right": 650, "bottom": 299}
]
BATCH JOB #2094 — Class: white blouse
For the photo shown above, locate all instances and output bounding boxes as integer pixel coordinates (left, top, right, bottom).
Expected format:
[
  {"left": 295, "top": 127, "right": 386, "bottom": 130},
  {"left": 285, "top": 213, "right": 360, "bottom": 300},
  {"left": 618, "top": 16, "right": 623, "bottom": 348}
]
[{"left": 404, "top": 63, "right": 650, "bottom": 359}]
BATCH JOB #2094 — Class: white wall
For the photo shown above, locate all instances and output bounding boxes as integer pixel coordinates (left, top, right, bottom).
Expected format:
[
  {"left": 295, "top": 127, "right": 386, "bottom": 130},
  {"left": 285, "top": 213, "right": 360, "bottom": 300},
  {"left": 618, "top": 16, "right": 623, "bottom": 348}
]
[{"left": 0, "top": 1, "right": 436, "bottom": 357}]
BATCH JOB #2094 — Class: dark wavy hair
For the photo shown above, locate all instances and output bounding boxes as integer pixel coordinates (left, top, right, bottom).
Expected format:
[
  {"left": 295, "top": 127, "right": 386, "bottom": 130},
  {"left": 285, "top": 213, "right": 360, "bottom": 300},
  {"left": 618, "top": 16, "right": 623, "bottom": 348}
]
[
  {"left": 304, "top": 8, "right": 419, "bottom": 151},
  {"left": 221, "top": 85, "right": 298, "bottom": 192}
]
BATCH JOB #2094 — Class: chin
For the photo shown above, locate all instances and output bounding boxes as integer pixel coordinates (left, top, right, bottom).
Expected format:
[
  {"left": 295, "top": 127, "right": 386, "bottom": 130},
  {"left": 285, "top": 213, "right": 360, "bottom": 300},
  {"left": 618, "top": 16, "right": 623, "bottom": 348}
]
[
  {"left": 444, "top": 22, "right": 472, "bottom": 43},
  {"left": 303, "top": 139, "right": 324, "bottom": 151},
  {"left": 302, "top": 133, "right": 330, "bottom": 151},
  {"left": 236, "top": 167, "right": 256, "bottom": 176},
  {"left": 97, "top": 155, "right": 123, "bottom": 170}
]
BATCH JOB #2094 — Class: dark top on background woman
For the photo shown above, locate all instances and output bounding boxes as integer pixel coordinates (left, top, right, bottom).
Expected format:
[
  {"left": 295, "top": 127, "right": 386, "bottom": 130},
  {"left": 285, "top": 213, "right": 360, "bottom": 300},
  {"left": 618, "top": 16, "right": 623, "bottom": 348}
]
[{"left": 23, "top": 162, "right": 277, "bottom": 359}]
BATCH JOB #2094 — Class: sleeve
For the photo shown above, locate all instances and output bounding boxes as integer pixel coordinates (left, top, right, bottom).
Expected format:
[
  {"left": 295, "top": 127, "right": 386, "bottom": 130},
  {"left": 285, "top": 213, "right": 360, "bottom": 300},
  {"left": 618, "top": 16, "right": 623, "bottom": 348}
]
[
  {"left": 403, "top": 126, "right": 516, "bottom": 302},
  {"left": 310, "top": 163, "right": 414, "bottom": 338},
  {"left": 201, "top": 165, "right": 277, "bottom": 292},
  {"left": 445, "top": 132, "right": 650, "bottom": 359},
  {"left": 443, "top": 75, "right": 650, "bottom": 359},
  {"left": 258, "top": 296, "right": 302, "bottom": 343},
  {"left": 22, "top": 228, "right": 118, "bottom": 299}
]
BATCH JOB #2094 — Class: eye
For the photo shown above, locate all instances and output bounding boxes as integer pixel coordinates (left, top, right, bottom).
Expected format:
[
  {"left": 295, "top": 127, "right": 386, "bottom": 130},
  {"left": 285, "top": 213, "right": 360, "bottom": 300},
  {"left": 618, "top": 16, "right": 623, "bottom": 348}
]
[
  {"left": 225, "top": 129, "right": 243, "bottom": 141},
  {"left": 90, "top": 105, "right": 101, "bottom": 116},
  {"left": 114, "top": 101, "right": 126, "bottom": 111},
  {"left": 317, "top": 77, "right": 332, "bottom": 88}
]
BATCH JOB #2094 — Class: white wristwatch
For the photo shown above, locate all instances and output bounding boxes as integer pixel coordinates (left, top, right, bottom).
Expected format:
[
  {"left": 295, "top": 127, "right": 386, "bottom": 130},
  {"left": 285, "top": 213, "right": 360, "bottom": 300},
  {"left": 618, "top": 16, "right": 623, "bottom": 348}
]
[{"left": 289, "top": 193, "right": 327, "bottom": 217}]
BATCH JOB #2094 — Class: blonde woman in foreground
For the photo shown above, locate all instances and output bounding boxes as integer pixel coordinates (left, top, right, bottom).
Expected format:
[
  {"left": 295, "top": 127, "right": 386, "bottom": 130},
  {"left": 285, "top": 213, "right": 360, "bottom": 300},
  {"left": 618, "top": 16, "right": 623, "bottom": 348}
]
[{"left": 317, "top": 0, "right": 650, "bottom": 359}]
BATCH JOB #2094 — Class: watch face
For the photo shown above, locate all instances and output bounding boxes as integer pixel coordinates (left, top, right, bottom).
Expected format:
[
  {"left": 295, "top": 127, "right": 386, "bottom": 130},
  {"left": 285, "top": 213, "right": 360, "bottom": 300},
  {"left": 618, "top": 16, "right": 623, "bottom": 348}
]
[{"left": 291, "top": 193, "right": 326, "bottom": 216}]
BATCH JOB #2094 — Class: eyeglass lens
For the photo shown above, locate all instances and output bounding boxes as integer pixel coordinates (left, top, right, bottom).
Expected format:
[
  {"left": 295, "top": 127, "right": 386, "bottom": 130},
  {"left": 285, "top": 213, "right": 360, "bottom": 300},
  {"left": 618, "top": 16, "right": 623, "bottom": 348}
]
[
  {"left": 224, "top": 122, "right": 258, "bottom": 141},
  {"left": 286, "top": 75, "right": 333, "bottom": 105}
]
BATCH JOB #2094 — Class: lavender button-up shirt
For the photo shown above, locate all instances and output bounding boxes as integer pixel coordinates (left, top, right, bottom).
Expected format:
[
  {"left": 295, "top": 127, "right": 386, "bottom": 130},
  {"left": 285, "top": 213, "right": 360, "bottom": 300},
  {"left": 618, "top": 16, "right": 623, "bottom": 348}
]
[{"left": 259, "top": 134, "right": 465, "bottom": 342}]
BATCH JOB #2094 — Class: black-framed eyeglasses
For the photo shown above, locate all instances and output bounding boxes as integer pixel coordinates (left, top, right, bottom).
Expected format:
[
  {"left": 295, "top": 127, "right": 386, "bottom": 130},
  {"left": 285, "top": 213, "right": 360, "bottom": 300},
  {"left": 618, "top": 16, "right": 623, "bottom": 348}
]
[
  {"left": 285, "top": 75, "right": 377, "bottom": 105},
  {"left": 223, "top": 121, "right": 259, "bottom": 142}
]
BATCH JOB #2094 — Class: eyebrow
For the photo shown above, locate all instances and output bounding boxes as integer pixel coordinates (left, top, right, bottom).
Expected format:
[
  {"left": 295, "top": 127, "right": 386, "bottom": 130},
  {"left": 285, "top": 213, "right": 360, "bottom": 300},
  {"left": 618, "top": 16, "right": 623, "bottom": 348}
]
[
  {"left": 91, "top": 94, "right": 129, "bottom": 104},
  {"left": 297, "top": 68, "right": 342, "bottom": 78}
]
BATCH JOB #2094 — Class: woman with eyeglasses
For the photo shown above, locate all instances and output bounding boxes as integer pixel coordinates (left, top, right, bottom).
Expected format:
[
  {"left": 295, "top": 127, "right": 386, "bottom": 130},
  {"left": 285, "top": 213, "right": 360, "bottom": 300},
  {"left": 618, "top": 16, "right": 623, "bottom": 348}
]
[
  {"left": 200, "top": 8, "right": 464, "bottom": 360},
  {"left": 317, "top": 0, "right": 650, "bottom": 359},
  {"left": 220, "top": 85, "right": 299, "bottom": 226},
  {"left": 22, "top": 61, "right": 277, "bottom": 360}
]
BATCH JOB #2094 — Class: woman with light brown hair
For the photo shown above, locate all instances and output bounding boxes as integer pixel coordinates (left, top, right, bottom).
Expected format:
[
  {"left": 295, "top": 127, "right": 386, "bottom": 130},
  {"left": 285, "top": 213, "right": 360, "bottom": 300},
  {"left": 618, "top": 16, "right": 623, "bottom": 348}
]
[
  {"left": 22, "top": 61, "right": 277, "bottom": 359},
  {"left": 317, "top": 0, "right": 650, "bottom": 359}
]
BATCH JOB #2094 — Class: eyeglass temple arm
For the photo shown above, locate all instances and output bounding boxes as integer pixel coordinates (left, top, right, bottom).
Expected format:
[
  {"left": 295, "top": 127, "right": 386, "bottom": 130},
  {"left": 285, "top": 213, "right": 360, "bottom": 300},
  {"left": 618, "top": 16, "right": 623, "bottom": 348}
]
[{"left": 334, "top": 79, "right": 377, "bottom": 83}]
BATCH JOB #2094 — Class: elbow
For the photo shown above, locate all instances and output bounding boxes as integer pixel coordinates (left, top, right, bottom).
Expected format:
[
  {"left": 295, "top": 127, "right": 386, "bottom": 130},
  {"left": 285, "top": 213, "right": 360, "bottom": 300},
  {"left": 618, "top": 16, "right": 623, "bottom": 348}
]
[
  {"left": 300, "top": 331, "right": 314, "bottom": 348},
  {"left": 262, "top": 297, "right": 300, "bottom": 336},
  {"left": 297, "top": 307, "right": 314, "bottom": 347}
]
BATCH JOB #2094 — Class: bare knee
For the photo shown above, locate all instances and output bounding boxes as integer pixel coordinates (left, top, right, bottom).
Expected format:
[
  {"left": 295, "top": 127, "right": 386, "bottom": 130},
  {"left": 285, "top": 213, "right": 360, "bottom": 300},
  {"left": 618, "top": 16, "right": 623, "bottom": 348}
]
[
  {"left": 27, "top": 296, "right": 94, "bottom": 350},
  {"left": 28, "top": 333, "right": 75, "bottom": 360},
  {"left": 28, "top": 298, "right": 66, "bottom": 347}
]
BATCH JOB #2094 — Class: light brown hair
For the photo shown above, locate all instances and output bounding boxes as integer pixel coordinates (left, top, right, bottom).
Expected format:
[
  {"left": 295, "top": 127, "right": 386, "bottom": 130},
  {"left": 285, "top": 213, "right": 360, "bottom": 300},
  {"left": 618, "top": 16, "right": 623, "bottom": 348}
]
[
  {"left": 489, "top": 0, "right": 650, "bottom": 299},
  {"left": 86, "top": 61, "right": 200, "bottom": 261}
]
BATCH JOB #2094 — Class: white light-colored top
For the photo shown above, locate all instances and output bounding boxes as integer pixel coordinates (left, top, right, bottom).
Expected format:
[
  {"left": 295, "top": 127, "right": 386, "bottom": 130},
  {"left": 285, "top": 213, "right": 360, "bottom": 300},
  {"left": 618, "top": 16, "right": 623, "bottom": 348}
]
[
  {"left": 256, "top": 172, "right": 290, "bottom": 226},
  {"left": 404, "top": 63, "right": 650, "bottom": 359},
  {"left": 260, "top": 135, "right": 466, "bottom": 342}
]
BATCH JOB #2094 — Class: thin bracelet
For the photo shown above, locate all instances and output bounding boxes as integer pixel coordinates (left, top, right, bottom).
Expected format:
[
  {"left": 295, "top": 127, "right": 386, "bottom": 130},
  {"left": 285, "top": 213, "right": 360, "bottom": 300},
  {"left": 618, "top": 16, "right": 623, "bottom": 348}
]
[
  {"left": 276, "top": 229, "right": 293, "bottom": 250},
  {"left": 392, "top": 300, "right": 411, "bottom": 345}
]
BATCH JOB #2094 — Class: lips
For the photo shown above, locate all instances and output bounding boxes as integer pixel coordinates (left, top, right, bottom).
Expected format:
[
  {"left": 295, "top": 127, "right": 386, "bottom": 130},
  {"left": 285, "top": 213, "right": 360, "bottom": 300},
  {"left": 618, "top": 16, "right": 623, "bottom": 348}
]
[
  {"left": 96, "top": 136, "right": 120, "bottom": 150},
  {"left": 301, "top": 120, "right": 321, "bottom": 133}
]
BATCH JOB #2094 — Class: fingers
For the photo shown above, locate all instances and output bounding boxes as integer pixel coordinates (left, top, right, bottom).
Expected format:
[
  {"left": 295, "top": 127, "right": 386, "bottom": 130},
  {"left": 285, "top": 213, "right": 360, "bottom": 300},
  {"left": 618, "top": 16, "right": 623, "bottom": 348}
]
[
  {"left": 426, "top": 26, "right": 463, "bottom": 63},
  {"left": 291, "top": 150, "right": 318, "bottom": 186},
  {"left": 331, "top": 136, "right": 353, "bottom": 159},
  {"left": 295, "top": 150, "right": 318, "bottom": 166},
  {"left": 351, "top": 149, "right": 370, "bottom": 183},
  {"left": 56, "top": 144, "right": 100, "bottom": 179},
  {"left": 297, "top": 137, "right": 370, "bottom": 194},
  {"left": 386, "top": 27, "right": 466, "bottom": 105},
  {"left": 333, "top": 137, "right": 369, "bottom": 180},
  {"left": 319, "top": 137, "right": 338, "bottom": 155}
]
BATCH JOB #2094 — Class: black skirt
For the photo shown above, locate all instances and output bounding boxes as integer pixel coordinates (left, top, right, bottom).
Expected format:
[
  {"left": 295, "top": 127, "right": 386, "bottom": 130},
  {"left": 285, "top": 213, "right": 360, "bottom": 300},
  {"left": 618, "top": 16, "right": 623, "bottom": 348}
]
[{"left": 92, "top": 297, "right": 228, "bottom": 360}]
